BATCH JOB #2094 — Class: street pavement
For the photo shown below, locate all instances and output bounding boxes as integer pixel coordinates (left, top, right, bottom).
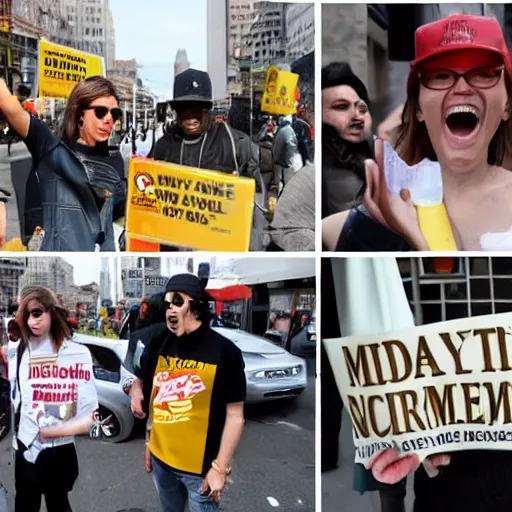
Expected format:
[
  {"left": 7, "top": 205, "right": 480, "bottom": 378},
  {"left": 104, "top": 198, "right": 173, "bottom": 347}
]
[
  {"left": 0, "top": 357, "right": 315, "bottom": 512},
  {"left": 0, "top": 142, "right": 30, "bottom": 242},
  {"left": 321, "top": 409, "right": 415, "bottom": 512}
]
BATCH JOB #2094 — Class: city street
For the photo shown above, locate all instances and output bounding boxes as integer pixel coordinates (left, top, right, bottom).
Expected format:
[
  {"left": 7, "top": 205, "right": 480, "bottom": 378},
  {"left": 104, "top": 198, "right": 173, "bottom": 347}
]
[
  {"left": 322, "top": 409, "right": 414, "bottom": 512},
  {"left": 0, "top": 142, "right": 30, "bottom": 243},
  {"left": 0, "top": 357, "right": 315, "bottom": 512}
]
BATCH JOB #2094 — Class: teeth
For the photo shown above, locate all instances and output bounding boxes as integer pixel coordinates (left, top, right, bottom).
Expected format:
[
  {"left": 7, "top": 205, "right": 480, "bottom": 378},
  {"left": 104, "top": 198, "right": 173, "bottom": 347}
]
[{"left": 446, "top": 105, "right": 479, "bottom": 118}]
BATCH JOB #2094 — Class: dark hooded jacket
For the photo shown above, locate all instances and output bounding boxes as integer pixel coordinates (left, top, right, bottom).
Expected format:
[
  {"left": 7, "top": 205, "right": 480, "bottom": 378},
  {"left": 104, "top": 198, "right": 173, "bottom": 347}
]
[
  {"left": 151, "top": 119, "right": 260, "bottom": 184},
  {"left": 321, "top": 123, "right": 373, "bottom": 219}
]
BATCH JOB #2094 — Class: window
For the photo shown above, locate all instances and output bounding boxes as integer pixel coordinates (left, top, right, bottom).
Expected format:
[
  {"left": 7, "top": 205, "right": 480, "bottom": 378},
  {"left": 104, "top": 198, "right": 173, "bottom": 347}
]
[
  {"left": 401, "top": 257, "right": 512, "bottom": 323},
  {"left": 86, "top": 344, "right": 121, "bottom": 383}
]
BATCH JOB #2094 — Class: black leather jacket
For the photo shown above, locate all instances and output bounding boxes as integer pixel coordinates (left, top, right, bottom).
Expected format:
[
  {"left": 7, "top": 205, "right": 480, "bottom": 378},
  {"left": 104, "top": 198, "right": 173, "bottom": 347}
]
[{"left": 23, "top": 116, "right": 126, "bottom": 251}]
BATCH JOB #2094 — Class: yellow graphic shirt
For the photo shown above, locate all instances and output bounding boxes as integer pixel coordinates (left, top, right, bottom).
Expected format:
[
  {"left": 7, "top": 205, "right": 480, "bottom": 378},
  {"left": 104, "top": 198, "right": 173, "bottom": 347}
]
[{"left": 149, "top": 355, "right": 217, "bottom": 475}]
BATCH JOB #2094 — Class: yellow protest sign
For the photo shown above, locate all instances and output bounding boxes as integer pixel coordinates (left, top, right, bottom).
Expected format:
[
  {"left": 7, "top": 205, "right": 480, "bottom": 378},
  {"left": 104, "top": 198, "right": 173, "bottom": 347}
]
[
  {"left": 38, "top": 39, "right": 104, "bottom": 99},
  {"left": 126, "top": 159, "right": 255, "bottom": 251},
  {"left": 261, "top": 66, "right": 299, "bottom": 116}
]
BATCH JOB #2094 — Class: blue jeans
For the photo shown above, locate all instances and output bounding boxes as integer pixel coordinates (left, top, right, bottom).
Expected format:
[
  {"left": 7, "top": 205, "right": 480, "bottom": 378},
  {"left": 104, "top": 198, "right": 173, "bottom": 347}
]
[{"left": 152, "top": 456, "right": 219, "bottom": 512}]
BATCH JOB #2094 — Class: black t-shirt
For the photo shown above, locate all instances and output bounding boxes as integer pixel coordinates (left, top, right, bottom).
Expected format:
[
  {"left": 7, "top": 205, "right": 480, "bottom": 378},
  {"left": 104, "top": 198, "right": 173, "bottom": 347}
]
[
  {"left": 24, "top": 115, "right": 60, "bottom": 166},
  {"left": 137, "top": 323, "right": 246, "bottom": 476}
]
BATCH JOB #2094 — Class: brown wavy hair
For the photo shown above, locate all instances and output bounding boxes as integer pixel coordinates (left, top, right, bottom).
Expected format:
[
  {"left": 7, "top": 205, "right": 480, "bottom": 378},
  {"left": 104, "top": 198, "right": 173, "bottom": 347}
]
[
  {"left": 15, "top": 286, "right": 71, "bottom": 349},
  {"left": 395, "top": 68, "right": 512, "bottom": 166},
  {"left": 61, "top": 76, "right": 120, "bottom": 145}
]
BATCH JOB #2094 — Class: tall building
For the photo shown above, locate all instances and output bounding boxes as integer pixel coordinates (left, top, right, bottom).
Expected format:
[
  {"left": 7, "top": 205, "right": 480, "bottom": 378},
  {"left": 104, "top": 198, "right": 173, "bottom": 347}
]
[
  {"left": 174, "top": 49, "right": 190, "bottom": 77},
  {"left": 249, "top": 1, "right": 286, "bottom": 67},
  {"left": 108, "top": 59, "right": 156, "bottom": 127},
  {"left": 18, "top": 257, "right": 74, "bottom": 294},
  {"left": 228, "top": 1, "right": 255, "bottom": 66},
  {"left": 0, "top": 258, "right": 27, "bottom": 314},
  {"left": 285, "top": 3, "right": 314, "bottom": 62},
  {"left": 105, "top": 5, "right": 115, "bottom": 70},
  {"left": 99, "top": 257, "right": 111, "bottom": 304}
]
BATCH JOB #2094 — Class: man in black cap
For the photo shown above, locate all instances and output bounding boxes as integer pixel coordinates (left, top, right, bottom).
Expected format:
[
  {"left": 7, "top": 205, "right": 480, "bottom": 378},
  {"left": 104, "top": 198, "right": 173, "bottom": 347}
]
[
  {"left": 321, "top": 62, "right": 374, "bottom": 218},
  {"left": 128, "top": 273, "right": 246, "bottom": 512},
  {"left": 151, "top": 68, "right": 266, "bottom": 250},
  {"left": 152, "top": 68, "right": 259, "bottom": 179}
]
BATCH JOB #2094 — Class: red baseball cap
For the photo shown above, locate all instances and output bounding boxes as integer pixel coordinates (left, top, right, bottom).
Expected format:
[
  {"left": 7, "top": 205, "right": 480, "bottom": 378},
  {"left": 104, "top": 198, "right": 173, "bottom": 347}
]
[{"left": 411, "top": 14, "right": 512, "bottom": 74}]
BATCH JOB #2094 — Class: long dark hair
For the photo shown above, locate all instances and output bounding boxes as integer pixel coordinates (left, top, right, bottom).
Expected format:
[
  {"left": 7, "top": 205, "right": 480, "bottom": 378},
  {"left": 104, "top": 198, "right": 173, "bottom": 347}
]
[
  {"left": 61, "top": 76, "right": 120, "bottom": 145},
  {"left": 15, "top": 286, "right": 71, "bottom": 349}
]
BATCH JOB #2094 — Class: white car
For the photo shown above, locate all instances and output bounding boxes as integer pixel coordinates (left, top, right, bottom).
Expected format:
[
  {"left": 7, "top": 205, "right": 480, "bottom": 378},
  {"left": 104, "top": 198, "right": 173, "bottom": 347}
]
[{"left": 6, "top": 318, "right": 308, "bottom": 444}]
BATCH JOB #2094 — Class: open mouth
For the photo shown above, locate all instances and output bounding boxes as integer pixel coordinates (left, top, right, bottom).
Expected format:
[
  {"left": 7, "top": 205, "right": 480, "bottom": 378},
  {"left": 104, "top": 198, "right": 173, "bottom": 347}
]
[
  {"left": 348, "top": 120, "right": 364, "bottom": 131},
  {"left": 168, "top": 317, "right": 179, "bottom": 329},
  {"left": 445, "top": 105, "right": 480, "bottom": 139}
]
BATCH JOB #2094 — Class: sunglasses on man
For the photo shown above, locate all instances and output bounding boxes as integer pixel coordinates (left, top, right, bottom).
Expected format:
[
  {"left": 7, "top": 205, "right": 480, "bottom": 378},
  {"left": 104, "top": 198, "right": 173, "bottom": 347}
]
[
  {"left": 164, "top": 294, "right": 194, "bottom": 310},
  {"left": 85, "top": 106, "right": 123, "bottom": 122}
]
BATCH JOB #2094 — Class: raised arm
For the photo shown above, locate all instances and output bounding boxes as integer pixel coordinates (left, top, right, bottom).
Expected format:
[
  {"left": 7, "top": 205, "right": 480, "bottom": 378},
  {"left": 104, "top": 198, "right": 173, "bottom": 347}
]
[{"left": 0, "top": 80, "right": 30, "bottom": 138}]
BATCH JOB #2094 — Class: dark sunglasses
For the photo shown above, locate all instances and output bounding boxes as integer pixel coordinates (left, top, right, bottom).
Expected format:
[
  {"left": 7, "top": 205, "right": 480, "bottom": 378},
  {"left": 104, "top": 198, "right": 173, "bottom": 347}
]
[
  {"left": 164, "top": 294, "right": 192, "bottom": 310},
  {"left": 27, "top": 308, "right": 45, "bottom": 319},
  {"left": 85, "top": 106, "right": 122, "bottom": 122}
]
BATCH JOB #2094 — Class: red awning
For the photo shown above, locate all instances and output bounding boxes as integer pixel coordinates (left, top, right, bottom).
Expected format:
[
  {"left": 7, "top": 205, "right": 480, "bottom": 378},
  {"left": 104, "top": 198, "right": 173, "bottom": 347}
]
[{"left": 206, "top": 284, "right": 252, "bottom": 302}]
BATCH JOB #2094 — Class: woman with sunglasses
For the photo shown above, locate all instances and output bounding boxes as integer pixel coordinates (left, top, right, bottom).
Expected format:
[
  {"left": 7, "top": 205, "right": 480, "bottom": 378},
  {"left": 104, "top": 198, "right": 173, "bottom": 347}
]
[
  {"left": 0, "top": 75, "right": 126, "bottom": 251},
  {"left": 8, "top": 286, "right": 98, "bottom": 511},
  {"left": 323, "top": 14, "right": 512, "bottom": 252}
]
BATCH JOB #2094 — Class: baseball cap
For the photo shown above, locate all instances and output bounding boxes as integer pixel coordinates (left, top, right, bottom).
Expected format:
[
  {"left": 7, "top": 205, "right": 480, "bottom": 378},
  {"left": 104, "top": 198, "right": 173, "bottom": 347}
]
[
  {"left": 411, "top": 14, "right": 512, "bottom": 73},
  {"left": 170, "top": 68, "right": 213, "bottom": 108},
  {"left": 165, "top": 273, "right": 213, "bottom": 302}
]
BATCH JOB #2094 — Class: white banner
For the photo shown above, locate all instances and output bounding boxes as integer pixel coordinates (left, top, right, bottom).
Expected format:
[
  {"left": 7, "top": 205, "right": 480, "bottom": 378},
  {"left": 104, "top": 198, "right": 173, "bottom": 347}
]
[{"left": 324, "top": 313, "right": 512, "bottom": 466}]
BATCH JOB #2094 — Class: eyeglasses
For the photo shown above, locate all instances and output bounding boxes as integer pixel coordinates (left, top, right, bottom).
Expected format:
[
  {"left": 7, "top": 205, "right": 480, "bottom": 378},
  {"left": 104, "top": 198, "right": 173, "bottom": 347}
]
[
  {"left": 164, "top": 294, "right": 192, "bottom": 310},
  {"left": 27, "top": 308, "right": 46, "bottom": 319},
  {"left": 419, "top": 66, "right": 504, "bottom": 91},
  {"left": 85, "top": 106, "right": 123, "bottom": 122}
]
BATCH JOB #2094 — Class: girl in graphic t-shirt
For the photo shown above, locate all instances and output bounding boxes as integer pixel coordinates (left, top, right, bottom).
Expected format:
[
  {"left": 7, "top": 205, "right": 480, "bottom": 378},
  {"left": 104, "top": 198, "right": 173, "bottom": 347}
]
[{"left": 8, "top": 286, "right": 98, "bottom": 512}]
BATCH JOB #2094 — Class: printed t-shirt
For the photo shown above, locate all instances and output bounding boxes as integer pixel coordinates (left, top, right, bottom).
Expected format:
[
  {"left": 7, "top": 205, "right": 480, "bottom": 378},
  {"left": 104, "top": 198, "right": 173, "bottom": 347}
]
[
  {"left": 148, "top": 324, "right": 246, "bottom": 476},
  {"left": 10, "top": 337, "right": 98, "bottom": 451}
]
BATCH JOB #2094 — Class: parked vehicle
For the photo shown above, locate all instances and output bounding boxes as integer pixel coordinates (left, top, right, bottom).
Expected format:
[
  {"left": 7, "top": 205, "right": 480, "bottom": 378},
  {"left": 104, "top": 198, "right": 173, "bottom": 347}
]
[
  {"left": 73, "top": 334, "right": 136, "bottom": 443},
  {"left": 289, "top": 311, "right": 316, "bottom": 358},
  {"left": 119, "top": 309, "right": 308, "bottom": 404}
]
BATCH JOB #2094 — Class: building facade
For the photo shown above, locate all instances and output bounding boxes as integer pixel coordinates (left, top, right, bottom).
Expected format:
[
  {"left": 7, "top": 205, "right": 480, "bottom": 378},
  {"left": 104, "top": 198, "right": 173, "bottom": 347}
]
[
  {"left": 285, "top": 3, "right": 314, "bottom": 63},
  {"left": 0, "top": 258, "right": 27, "bottom": 314},
  {"left": 249, "top": 1, "right": 285, "bottom": 67}
]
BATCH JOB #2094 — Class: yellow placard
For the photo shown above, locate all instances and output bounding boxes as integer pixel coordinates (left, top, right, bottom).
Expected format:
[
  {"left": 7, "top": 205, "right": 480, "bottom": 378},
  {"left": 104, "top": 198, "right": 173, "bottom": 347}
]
[
  {"left": 126, "top": 159, "right": 255, "bottom": 251},
  {"left": 38, "top": 39, "right": 104, "bottom": 99},
  {"left": 261, "top": 66, "right": 299, "bottom": 116}
]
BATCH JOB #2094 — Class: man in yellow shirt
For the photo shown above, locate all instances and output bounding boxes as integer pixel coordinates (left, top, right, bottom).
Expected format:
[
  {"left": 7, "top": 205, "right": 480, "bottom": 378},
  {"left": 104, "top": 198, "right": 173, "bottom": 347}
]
[{"left": 129, "top": 274, "right": 246, "bottom": 511}]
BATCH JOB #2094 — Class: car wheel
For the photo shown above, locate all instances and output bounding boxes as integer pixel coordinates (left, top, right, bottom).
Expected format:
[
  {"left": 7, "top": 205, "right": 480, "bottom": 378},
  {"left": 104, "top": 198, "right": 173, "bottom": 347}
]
[{"left": 98, "top": 405, "right": 126, "bottom": 443}]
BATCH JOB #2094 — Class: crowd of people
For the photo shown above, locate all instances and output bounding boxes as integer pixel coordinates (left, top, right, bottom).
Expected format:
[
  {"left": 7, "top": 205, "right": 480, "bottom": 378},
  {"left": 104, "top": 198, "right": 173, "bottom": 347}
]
[{"left": 0, "top": 65, "right": 315, "bottom": 253}]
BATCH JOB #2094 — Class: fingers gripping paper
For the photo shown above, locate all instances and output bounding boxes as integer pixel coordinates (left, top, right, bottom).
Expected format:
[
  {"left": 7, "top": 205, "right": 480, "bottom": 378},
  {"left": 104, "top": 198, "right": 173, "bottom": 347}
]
[
  {"left": 126, "top": 158, "right": 255, "bottom": 251},
  {"left": 324, "top": 313, "right": 512, "bottom": 466}
]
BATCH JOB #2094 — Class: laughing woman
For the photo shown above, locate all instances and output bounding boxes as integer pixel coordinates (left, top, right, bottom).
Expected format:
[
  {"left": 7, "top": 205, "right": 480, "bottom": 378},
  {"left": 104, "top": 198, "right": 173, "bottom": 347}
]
[
  {"left": 8, "top": 286, "right": 98, "bottom": 512},
  {"left": 0, "top": 76, "right": 126, "bottom": 251},
  {"left": 323, "top": 14, "right": 512, "bottom": 252}
]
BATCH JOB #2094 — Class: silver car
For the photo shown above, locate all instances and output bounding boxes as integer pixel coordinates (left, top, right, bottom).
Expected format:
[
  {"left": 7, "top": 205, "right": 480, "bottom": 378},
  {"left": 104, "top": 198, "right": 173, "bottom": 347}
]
[{"left": 74, "top": 324, "right": 307, "bottom": 442}]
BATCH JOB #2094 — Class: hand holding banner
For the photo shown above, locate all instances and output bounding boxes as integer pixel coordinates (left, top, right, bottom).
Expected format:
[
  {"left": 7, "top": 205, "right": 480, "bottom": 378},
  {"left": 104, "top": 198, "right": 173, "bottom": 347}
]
[
  {"left": 126, "top": 158, "right": 255, "bottom": 251},
  {"left": 324, "top": 313, "right": 512, "bottom": 469}
]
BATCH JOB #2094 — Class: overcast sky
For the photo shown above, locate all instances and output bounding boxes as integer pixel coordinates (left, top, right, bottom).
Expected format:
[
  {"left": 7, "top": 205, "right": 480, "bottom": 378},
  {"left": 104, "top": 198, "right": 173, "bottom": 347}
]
[{"left": 109, "top": 0, "right": 208, "bottom": 99}]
